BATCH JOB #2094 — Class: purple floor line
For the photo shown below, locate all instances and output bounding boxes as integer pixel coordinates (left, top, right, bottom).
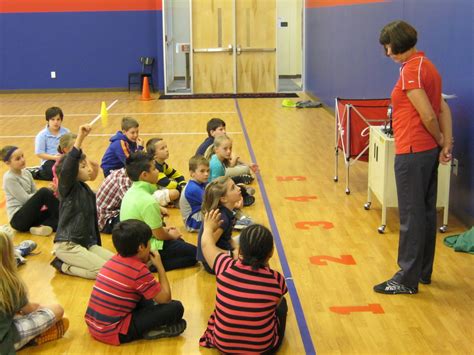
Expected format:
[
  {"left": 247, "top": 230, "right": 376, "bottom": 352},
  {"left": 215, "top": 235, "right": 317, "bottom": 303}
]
[{"left": 234, "top": 99, "right": 316, "bottom": 355}]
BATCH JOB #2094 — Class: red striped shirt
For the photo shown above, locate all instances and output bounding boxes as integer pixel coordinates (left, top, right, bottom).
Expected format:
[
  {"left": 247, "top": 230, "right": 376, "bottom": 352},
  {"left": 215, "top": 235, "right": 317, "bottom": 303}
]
[
  {"left": 200, "top": 254, "right": 288, "bottom": 353},
  {"left": 84, "top": 254, "right": 160, "bottom": 345}
]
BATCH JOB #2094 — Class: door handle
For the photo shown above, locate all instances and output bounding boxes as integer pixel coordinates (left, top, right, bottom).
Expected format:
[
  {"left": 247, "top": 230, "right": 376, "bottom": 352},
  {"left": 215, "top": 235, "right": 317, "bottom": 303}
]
[
  {"left": 193, "top": 47, "right": 233, "bottom": 53},
  {"left": 238, "top": 47, "right": 276, "bottom": 53},
  {"left": 236, "top": 45, "right": 241, "bottom": 55}
]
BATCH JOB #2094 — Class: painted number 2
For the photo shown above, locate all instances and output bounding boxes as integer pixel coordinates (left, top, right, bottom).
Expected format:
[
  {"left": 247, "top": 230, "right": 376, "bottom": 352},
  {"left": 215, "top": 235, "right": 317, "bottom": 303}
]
[{"left": 309, "top": 255, "right": 356, "bottom": 266}]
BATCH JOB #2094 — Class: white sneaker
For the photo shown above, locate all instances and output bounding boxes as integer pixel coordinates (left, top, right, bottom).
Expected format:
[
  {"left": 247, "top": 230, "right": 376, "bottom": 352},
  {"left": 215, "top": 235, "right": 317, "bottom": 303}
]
[
  {"left": 234, "top": 216, "right": 254, "bottom": 230},
  {"left": 29, "top": 225, "right": 53, "bottom": 236}
]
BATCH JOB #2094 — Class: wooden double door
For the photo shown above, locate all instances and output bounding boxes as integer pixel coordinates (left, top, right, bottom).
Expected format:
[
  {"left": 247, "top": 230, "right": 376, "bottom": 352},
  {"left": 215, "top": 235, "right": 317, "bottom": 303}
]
[{"left": 192, "top": 0, "right": 276, "bottom": 94}]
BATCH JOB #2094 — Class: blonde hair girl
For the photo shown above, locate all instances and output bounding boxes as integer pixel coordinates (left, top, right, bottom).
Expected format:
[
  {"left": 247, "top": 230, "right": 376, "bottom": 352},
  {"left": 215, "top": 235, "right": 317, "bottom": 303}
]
[{"left": 0, "top": 231, "right": 68, "bottom": 353}]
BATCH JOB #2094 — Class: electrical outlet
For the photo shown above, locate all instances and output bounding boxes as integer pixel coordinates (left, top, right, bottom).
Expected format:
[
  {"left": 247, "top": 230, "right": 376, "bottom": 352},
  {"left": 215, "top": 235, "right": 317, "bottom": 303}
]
[
  {"left": 453, "top": 158, "right": 458, "bottom": 176},
  {"left": 51, "top": 71, "right": 56, "bottom": 79}
]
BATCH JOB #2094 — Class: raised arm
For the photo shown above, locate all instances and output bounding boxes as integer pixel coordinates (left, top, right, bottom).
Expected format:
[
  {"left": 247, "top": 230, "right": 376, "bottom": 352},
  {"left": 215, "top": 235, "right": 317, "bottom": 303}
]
[
  {"left": 202, "top": 210, "right": 225, "bottom": 269},
  {"left": 59, "top": 125, "right": 91, "bottom": 197}
]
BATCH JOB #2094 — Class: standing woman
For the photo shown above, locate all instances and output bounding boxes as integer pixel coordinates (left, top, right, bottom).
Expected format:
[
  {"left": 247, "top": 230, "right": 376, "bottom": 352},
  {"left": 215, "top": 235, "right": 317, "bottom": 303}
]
[{"left": 374, "top": 21, "right": 453, "bottom": 294}]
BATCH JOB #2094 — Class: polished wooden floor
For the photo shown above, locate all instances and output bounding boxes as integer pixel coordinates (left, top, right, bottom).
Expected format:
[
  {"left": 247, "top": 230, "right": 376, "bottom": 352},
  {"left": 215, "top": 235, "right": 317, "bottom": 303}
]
[{"left": 0, "top": 91, "right": 472, "bottom": 354}]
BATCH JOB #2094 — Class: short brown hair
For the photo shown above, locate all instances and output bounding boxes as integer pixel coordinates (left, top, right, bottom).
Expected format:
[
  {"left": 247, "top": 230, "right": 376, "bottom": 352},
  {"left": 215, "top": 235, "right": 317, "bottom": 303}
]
[
  {"left": 379, "top": 20, "right": 417, "bottom": 55},
  {"left": 145, "top": 137, "right": 163, "bottom": 156},
  {"left": 45, "top": 107, "right": 64, "bottom": 121},
  {"left": 189, "top": 155, "right": 209, "bottom": 172},
  {"left": 121, "top": 117, "right": 139, "bottom": 131},
  {"left": 206, "top": 118, "right": 226, "bottom": 136}
]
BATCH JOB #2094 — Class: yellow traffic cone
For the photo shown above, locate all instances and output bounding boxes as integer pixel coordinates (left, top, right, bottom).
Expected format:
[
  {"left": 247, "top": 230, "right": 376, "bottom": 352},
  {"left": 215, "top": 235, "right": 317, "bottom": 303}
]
[{"left": 100, "top": 101, "right": 108, "bottom": 127}]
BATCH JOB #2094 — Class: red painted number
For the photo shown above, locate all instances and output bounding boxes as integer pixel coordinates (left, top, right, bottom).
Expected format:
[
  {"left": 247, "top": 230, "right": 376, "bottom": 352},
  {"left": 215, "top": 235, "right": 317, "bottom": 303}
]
[
  {"left": 284, "top": 196, "right": 318, "bottom": 202},
  {"left": 276, "top": 176, "right": 306, "bottom": 181},
  {"left": 329, "top": 304, "right": 384, "bottom": 315},
  {"left": 295, "top": 221, "right": 334, "bottom": 230},
  {"left": 309, "top": 255, "right": 356, "bottom": 266}
]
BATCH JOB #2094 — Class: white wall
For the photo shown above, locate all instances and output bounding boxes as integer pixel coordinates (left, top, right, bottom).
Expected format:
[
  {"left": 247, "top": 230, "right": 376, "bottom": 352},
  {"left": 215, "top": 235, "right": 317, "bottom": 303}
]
[{"left": 277, "top": 0, "right": 302, "bottom": 76}]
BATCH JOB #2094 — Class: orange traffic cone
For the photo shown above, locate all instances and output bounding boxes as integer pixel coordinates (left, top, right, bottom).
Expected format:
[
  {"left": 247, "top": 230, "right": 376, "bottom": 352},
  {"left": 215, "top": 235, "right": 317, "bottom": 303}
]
[{"left": 140, "top": 76, "right": 153, "bottom": 101}]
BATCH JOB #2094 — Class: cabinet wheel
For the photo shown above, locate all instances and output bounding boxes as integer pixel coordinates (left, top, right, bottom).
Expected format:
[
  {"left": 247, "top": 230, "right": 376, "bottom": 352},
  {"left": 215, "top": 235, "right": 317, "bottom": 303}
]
[
  {"left": 364, "top": 202, "right": 371, "bottom": 210},
  {"left": 378, "top": 225, "right": 386, "bottom": 234},
  {"left": 439, "top": 225, "right": 448, "bottom": 233}
]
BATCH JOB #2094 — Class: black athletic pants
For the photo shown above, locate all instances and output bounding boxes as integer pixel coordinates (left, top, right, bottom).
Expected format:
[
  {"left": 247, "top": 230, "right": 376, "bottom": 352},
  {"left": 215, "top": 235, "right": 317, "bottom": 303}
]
[
  {"left": 119, "top": 299, "right": 184, "bottom": 343},
  {"left": 10, "top": 187, "right": 59, "bottom": 231}
]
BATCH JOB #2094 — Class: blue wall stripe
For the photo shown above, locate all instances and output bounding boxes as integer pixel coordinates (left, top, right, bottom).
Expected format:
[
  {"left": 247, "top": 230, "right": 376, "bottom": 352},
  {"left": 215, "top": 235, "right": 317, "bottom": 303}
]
[{"left": 234, "top": 99, "right": 316, "bottom": 355}]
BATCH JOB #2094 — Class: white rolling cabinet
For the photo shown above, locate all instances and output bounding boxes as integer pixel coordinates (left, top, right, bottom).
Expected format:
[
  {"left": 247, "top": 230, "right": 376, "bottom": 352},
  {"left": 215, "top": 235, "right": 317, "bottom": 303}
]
[{"left": 365, "top": 126, "right": 450, "bottom": 233}]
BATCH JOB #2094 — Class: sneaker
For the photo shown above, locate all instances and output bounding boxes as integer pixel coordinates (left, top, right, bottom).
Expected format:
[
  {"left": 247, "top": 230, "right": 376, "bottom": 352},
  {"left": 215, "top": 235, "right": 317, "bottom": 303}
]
[
  {"left": 419, "top": 278, "right": 431, "bottom": 285},
  {"left": 244, "top": 186, "right": 256, "bottom": 196},
  {"left": 50, "top": 257, "right": 64, "bottom": 273},
  {"left": 29, "top": 318, "right": 69, "bottom": 346},
  {"left": 29, "top": 225, "right": 53, "bottom": 236},
  {"left": 234, "top": 216, "right": 254, "bottom": 230},
  {"left": 373, "top": 280, "right": 418, "bottom": 295},
  {"left": 15, "top": 250, "right": 26, "bottom": 266},
  {"left": 143, "top": 319, "right": 187, "bottom": 340},
  {"left": 243, "top": 195, "right": 255, "bottom": 207},
  {"left": 15, "top": 240, "right": 37, "bottom": 257},
  {"left": 232, "top": 174, "right": 254, "bottom": 185}
]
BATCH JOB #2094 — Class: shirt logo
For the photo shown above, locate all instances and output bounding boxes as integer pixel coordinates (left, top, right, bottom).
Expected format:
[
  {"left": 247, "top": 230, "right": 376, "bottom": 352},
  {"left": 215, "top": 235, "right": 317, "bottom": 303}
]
[{"left": 408, "top": 80, "right": 415, "bottom": 83}]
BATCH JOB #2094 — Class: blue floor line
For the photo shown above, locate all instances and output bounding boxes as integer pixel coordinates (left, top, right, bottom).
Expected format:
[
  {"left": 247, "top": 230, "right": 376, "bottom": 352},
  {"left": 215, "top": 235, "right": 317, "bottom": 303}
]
[{"left": 234, "top": 99, "right": 316, "bottom": 355}]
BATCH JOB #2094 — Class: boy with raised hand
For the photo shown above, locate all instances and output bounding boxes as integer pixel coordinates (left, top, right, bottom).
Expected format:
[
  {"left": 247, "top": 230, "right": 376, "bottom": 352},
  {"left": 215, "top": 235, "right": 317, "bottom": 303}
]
[
  {"left": 120, "top": 151, "right": 197, "bottom": 271},
  {"left": 101, "top": 117, "right": 144, "bottom": 177},
  {"left": 85, "top": 219, "right": 186, "bottom": 345},
  {"left": 51, "top": 124, "right": 114, "bottom": 279}
]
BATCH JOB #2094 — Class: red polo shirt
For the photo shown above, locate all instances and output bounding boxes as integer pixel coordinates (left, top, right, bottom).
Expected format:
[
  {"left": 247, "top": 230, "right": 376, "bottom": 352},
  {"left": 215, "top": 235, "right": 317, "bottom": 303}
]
[
  {"left": 391, "top": 51, "right": 442, "bottom": 154},
  {"left": 84, "top": 254, "right": 161, "bottom": 345}
]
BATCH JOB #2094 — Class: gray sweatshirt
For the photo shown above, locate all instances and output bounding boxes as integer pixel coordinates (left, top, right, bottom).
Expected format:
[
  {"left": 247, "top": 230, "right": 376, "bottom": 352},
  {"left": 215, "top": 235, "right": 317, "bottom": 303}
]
[{"left": 2, "top": 170, "right": 36, "bottom": 220}]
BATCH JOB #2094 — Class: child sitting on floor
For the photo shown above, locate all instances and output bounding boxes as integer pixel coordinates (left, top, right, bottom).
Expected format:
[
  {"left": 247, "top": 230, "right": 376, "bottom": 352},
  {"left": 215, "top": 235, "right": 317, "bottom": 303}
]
[
  {"left": 52, "top": 133, "right": 99, "bottom": 197},
  {"left": 30, "top": 107, "right": 70, "bottom": 181},
  {"left": 179, "top": 155, "right": 209, "bottom": 232},
  {"left": 196, "top": 176, "right": 243, "bottom": 274},
  {"left": 51, "top": 124, "right": 114, "bottom": 279},
  {"left": 101, "top": 117, "right": 144, "bottom": 177},
  {"left": 195, "top": 117, "right": 226, "bottom": 156},
  {"left": 199, "top": 117, "right": 258, "bottom": 183},
  {"left": 85, "top": 219, "right": 186, "bottom": 346},
  {"left": 120, "top": 152, "right": 197, "bottom": 271},
  {"left": 146, "top": 138, "right": 186, "bottom": 206},
  {"left": 199, "top": 211, "right": 288, "bottom": 354},
  {"left": 207, "top": 134, "right": 256, "bottom": 207},
  {"left": 1, "top": 145, "right": 59, "bottom": 236},
  {"left": 0, "top": 231, "right": 69, "bottom": 354}
]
